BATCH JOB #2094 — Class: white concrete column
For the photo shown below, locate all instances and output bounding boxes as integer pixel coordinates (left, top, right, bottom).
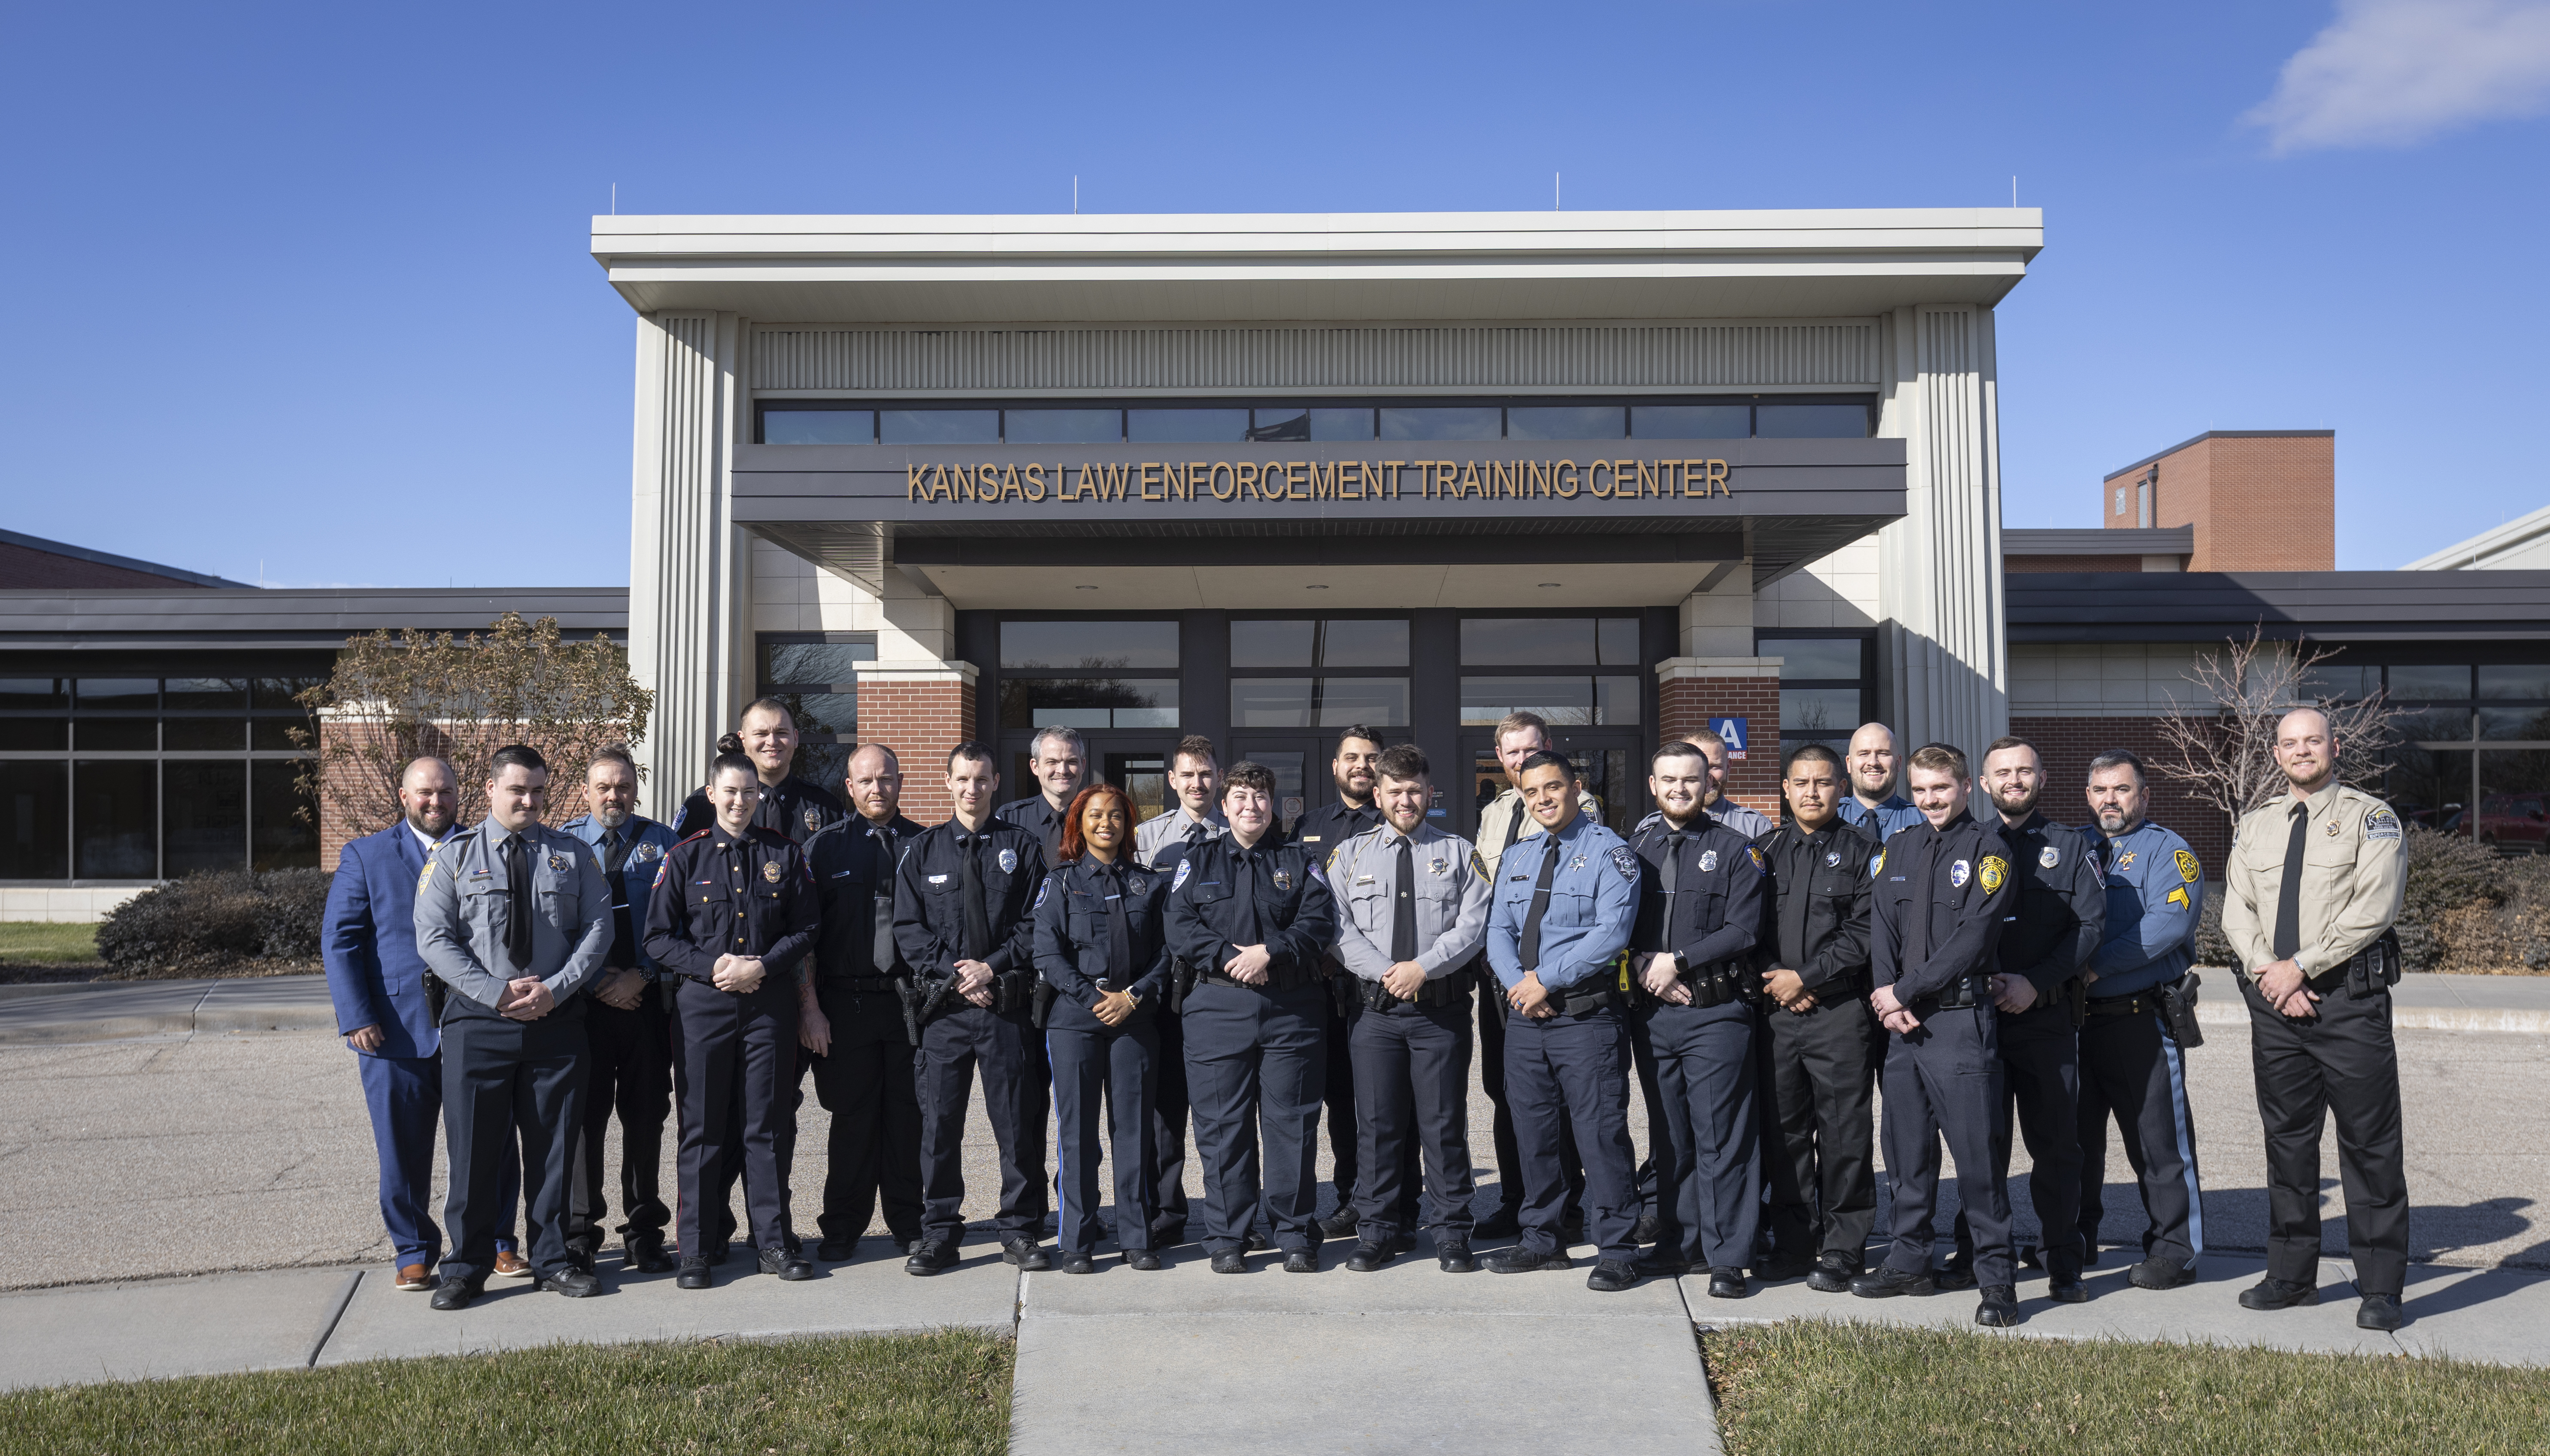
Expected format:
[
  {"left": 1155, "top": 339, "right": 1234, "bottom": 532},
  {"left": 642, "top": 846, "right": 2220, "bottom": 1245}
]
[
  {"left": 1874, "top": 305, "right": 2010, "bottom": 755},
  {"left": 1678, "top": 563, "right": 1756, "bottom": 658},
  {"left": 626, "top": 310, "right": 750, "bottom": 806}
]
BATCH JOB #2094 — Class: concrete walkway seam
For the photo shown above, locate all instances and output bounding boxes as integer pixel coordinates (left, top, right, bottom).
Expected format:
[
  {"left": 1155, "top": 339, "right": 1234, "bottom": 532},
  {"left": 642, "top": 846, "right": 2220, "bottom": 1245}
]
[{"left": 304, "top": 1271, "right": 362, "bottom": 1368}]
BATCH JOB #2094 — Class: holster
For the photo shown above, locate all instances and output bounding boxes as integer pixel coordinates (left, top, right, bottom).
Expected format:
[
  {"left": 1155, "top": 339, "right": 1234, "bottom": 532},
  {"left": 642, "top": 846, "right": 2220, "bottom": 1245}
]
[
  {"left": 2065, "top": 976, "right": 2088, "bottom": 1029},
  {"left": 907, "top": 974, "right": 956, "bottom": 1030},
  {"left": 1927, "top": 974, "right": 1986, "bottom": 1011},
  {"left": 1329, "top": 960, "right": 1360, "bottom": 1020},
  {"left": 2156, "top": 973, "right": 2204, "bottom": 1048},
  {"left": 2346, "top": 929, "right": 2404, "bottom": 997},
  {"left": 1028, "top": 978, "right": 1058, "bottom": 1030},
  {"left": 1167, "top": 957, "right": 1198, "bottom": 1015},
  {"left": 1359, "top": 966, "right": 1470, "bottom": 1012},
  {"left": 988, "top": 971, "right": 1038, "bottom": 1017},
  {"left": 425, "top": 973, "right": 448, "bottom": 1024},
  {"left": 893, "top": 977, "right": 924, "bottom": 1046}
]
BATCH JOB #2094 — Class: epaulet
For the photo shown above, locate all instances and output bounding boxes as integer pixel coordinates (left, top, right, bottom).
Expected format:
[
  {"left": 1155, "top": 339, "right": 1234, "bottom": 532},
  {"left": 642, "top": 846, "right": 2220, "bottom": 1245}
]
[{"left": 679, "top": 827, "right": 716, "bottom": 844}]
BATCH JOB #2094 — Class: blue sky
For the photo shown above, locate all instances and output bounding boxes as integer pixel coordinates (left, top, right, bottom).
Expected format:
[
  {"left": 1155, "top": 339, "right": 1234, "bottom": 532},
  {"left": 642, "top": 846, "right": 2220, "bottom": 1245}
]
[{"left": 3, "top": 0, "right": 2544, "bottom": 584}]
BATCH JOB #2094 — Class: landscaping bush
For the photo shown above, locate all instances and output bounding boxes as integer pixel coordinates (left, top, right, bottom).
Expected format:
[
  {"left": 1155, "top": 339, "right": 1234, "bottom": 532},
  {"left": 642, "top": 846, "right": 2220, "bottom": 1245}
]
[
  {"left": 94, "top": 869, "right": 334, "bottom": 979},
  {"left": 2192, "top": 826, "right": 2550, "bottom": 974}
]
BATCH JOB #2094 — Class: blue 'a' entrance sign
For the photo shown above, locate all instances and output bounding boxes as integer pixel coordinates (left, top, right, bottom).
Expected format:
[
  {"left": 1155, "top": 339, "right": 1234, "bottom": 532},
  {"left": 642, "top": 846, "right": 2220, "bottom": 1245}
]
[{"left": 1713, "top": 717, "right": 1748, "bottom": 759}]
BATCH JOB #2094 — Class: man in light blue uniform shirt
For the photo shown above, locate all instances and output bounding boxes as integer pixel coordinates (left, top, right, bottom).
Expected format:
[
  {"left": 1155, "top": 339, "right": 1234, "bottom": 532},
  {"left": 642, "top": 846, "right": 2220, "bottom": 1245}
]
[
  {"left": 1482, "top": 750, "right": 1646, "bottom": 1292},
  {"left": 2073, "top": 748, "right": 2206, "bottom": 1288},
  {"left": 1839, "top": 723, "right": 1925, "bottom": 842}
]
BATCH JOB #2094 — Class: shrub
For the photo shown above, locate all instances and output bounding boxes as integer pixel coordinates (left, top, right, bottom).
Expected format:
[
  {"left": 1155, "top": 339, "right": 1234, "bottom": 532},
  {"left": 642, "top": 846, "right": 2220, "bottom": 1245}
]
[
  {"left": 2398, "top": 826, "right": 2508, "bottom": 972},
  {"left": 2194, "top": 827, "right": 2545, "bottom": 974},
  {"left": 95, "top": 869, "right": 334, "bottom": 979}
]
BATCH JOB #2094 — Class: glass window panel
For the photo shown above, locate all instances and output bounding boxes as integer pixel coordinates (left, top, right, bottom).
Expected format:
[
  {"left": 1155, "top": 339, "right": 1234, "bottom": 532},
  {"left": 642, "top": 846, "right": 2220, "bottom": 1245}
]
[
  {"left": 1461, "top": 618, "right": 1599, "bottom": 665},
  {"left": 1378, "top": 406, "right": 1501, "bottom": 441},
  {"left": 792, "top": 741, "right": 852, "bottom": 797},
  {"left": 1130, "top": 408, "right": 1249, "bottom": 442},
  {"left": 160, "top": 677, "right": 245, "bottom": 710},
  {"left": 162, "top": 760, "right": 246, "bottom": 875},
  {"left": 1506, "top": 406, "right": 1624, "bottom": 440},
  {"left": 1001, "top": 621, "right": 1179, "bottom": 670},
  {"left": 76, "top": 720, "right": 156, "bottom": 751},
  {"left": 2387, "top": 666, "right": 2472, "bottom": 699},
  {"left": 1594, "top": 676, "right": 1641, "bottom": 725},
  {"left": 2478, "top": 666, "right": 2550, "bottom": 701},
  {"left": 2299, "top": 663, "right": 2377, "bottom": 700},
  {"left": 1004, "top": 409, "right": 1121, "bottom": 444},
  {"left": 1597, "top": 618, "right": 1641, "bottom": 667},
  {"left": 2473, "top": 751, "right": 2550, "bottom": 852},
  {"left": 251, "top": 719, "right": 308, "bottom": 751},
  {"left": 1245, "top": 751, "right": 1308, "bottom": 832},
  {"left": 1104, "top": 753, "right": 1170, "bottom": 825},
  {"left": 251, "top": 760, "right": 318, "bottom": 870},
  {"left": 0, "top": 719, "right": 66, "bottom": 751},
  {"left": 1632, "top": 404, "right": 1751, "bottom": 439},
  {"left": 2388, "top": 746, "right": 2471, "bottom": 833},
  {"left": 1319, "top": 620, "right": 1409, "bottom": 668},
  {"left": 251, "top": 675, "right": 325, "bottom": 710},
  {"left": 1754, "top": 403, "right": 1870, "bottom": 438},
  {"left": 880, "top": 409, "right": 1000, "bottom": 444},
  {"left": 1231, "top": 620, "right": 1316, "bottom": 668},
  {"left": 0, "top": 761, "right": 69, "bottom": 878},
  {"left": 2478, "top": 708, "right": 2550, "bottom": 742},
  {"left": 76, "top": 678, "right": 157, "bottom": 709},
  {"left": 772, "top": 691, "right": 858, "bottom": 739},
  {"left": 75, "top": 760, "right": 156, "bottom": 877},
  {"left": 1247, "top": 408, "right": 1310, "bottom": 442},
  {"left": 1000, "top": 679, "right": 1179, "bottom": 730},
  {"left": 1231, "top": 679, "right": 1315, "bottom": 728},
  {"left": 163, "top": 719, "right": 245, "bottom": 751},
  {"left": 1307, "top": 408, "right": 1374, "bottom": 441},
  {"left": 760, "top": 640, "right": 876, "bottom": 687},
  {"left": 1461, "top": 675, "right": 1596, "bottom": 726},
  {"left": 761, "top": 409, "right": 874, "bottom": 445},
  {"left": 0, "top": 678, "right": 69, "bottom": 710},
  {"left": 2396, "top": 708, "right": 2472, "bottom": 742},
  {"left": 1758, "top": 637, "right": 1863, "bottom": 681},
  {"left": 1781, "top": 688, "right": 1858, "bottom": 736},
  {"left": 1316, "top": 678, "right": 1410, "bottom": 728}
]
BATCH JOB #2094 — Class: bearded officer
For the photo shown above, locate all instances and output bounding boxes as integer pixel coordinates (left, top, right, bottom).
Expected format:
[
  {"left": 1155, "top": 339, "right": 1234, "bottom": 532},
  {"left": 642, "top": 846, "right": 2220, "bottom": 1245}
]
[
  {"left": 2221, "top": 708, "right": 2410, "bottom": 1332},
  {"left": 1851, "top": 742, "right": 2022, "bottom": 1327},
  {"left": 1293, "top": 725, "right": 1388, "bottom": 1241},
  {"left": 1840, "top": 723, "right": 1925, "bottom": 842}
]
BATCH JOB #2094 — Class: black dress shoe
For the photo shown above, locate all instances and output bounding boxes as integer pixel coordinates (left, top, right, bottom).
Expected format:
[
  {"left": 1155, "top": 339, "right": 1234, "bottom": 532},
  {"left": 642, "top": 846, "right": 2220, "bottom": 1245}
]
[
  {"left": 2239, "top": 1276, "right": 2319, "bottom": 1311},
  {"left": 1127, "top": 1250, "right": 1163, "bottom": 1271},
  {"left": 1283, "top": 1248, "right": 1320, "bottom": 1274},
  {"left": 1586, "top": 1259, "right": 1642, "bottom": 1293},
  {"left": 1002, "top": 1240, "right": 1052, "bottom": 1272},
  {"left": 1850, "top": 1265, "right": 1936, "bottom": 1299},
  {"left": 1318, "top": 1208, "right": 1361, "bottom": 1240},
  {"left": 905, "top": 1241, "right": 960, "bottom": 1276},
  {"left": 1934, "top": 1260, "right": 1979, "bottom": 1291},
  {"left": 2357, "top": 1293, "right": 2404, "bottom": 1331},
  {"left": 1473, "top": 1208, "right": 1523, "bottom": 1240},
  {"left": 1635, "top": 1251, "right": 1692, "bottom": 1278},
  {"left": 2129, "top": 1256, "right": 2195, "bottom": 1290},
  {"left": 676, "top": 1258, "right": 712, "bottom": 1290},
  {"left": 1806, "top": 1257, "right": 1858, "bottom": 1293},
  {"left": 816, "top": 1238, "right": 858, "bottom": 1263},
  {"left": 1486, "top": 1247, "right": 1573, "bottom": 1274},
  {"left": 1344, "top": 1240, "right": 1403, "bottom": 1272},
  {"left": 1058, "top": 1251, "right": 1098, "bottom": 1274},
  {"left": 1437, "top": 1241, "right": 1477, "bottom": 1274},
  {"left": 1630, "top": 1210, "right": 1662, "bottom": 1246},
  {"left": 1210, "top": 1250, "right": 1249, "bottom": 1274},
  {"left": 540, "top": 1268, "right": 602, "bottom": 1298},
  {"left": 1753, "top": 1253, "right": 1814, "bottom": 1283},
  {"left": 429, "top": 1278, "right": 482, "bottom": 1311},
  {"left": 1707, "top": 1267, "right": 1748, "bottom": 1300},
  {"left": 1976, "top": 1284, "right": 2021, "bottom": 1327},
  {"left": 625, "top": 1238, "right": 676, "bottom": 1274},
  {"left": 759, "top": 1247, "right": 816, "bottom": 1281}
]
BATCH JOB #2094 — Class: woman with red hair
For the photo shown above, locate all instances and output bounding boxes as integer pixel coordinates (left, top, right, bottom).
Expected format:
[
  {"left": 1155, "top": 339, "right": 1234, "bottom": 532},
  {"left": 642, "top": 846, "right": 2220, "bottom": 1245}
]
[{"left": 1033, "top": 782, "right": 1173, "bottom": 1272}]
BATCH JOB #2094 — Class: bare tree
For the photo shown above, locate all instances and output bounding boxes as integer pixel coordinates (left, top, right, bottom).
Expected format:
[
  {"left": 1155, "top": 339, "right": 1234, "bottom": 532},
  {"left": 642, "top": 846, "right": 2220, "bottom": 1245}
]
[
  {"left": 294, "top": 613, "right": 655, "bottom": 838},
  {"left": 2153, "top": 626, "right": 2400, "bottom": 820}
]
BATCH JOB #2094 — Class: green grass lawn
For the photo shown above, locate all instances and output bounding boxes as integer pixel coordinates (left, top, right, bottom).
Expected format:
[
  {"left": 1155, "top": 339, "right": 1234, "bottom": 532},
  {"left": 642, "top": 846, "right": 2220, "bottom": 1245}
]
[
  {"left": 0, "top": 921, "right": 100, "bottom": 965},
  {"left": 0, "top": 1330, "right": 1011, "bottom": 1456},
  {"left": 1704, "top": 1320, "right": 2550, "bottom": 1456}
]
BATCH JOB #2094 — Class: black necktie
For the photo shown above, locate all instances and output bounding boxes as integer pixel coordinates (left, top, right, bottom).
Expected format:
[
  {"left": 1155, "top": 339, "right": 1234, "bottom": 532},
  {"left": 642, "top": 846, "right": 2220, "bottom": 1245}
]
[
  {"left": 503, "top": 833, "right": 534, "bottom": 972},
  {"left": 1902, "top": 831, "right": 1933, "bottom": 971},
  {"left": 1391, "top": 836, "right": 1417, "bottom": 963},
  {"left": 1186, "top": 821, "right": 1213, "bottom": 858},
  {"left": 1101, "top": 863, "right": 1134, "bottom": 991},
  {"left": 958, "top": 833, "right": 991, "bottom": 962},
  {"left": 1656, "top": 831, "right": 1686, "bottom": 952},
  {"left": 1778, "top": 832, "right": 1812, "bottom": 969},
  {"left": 602, "top": 826, "right": 628, "bottom": 874},
  {"left": 1518, "top": 838, "right": 1562, "bottom": 974},
  {"left": 1501, "top": 799, "right": 1525, "bottom": 855},
  {"left": 2272, "top": 802, "right": 2310, "bottom": 960},
  {"left": 1231, "top": 847, "right": 1262, "bottom": 947}
]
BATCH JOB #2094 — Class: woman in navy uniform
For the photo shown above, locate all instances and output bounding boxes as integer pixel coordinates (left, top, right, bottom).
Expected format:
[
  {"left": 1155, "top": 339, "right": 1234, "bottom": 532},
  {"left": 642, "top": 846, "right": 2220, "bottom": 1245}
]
[
  {"left": 645, "top": 750, "right": 821, "bottom": 1289},
  {"left": 1034, "top": 783, "right": 1174, "bottom": 1273}
]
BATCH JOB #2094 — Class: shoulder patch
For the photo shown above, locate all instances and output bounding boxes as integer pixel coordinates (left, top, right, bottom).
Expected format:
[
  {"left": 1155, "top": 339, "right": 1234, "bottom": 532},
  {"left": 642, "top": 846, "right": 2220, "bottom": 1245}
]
[
  {"left": 651, "top": 857, "right": 670, "bottom": 891},
  {"left": 1607, "top": 845, "right": 1639, "bottom": 880},
  {"left": 1747, "top": 844, "right": 1768, "bottom": 876},
  {"left": 1326, "top": 847, "right": 1340, "bottom": 874},
  {"left": 2174, "top": 848, "right": 2201, "bottom": 882},
  {"left": 1034, "top": 875, "right": 1052, "bottom": 911},
  {"left": 1470, "top": 848, "right": 1489, "bottom": 880},
  {"left": 2364, "top": 807, "right": 2401, "bottom": 842},
  {"left": 1172, "top": 859, "right": 1192, "bottom": 892},
  {"left": 2165, "top": 885, "right": 2189, "bottom": 908},
  {"left": 1870, "top": 851, "right": 1885, "bottom": 878},
  {"left": 1978, "top": 855, "right": 2008, "bottom": 893}
]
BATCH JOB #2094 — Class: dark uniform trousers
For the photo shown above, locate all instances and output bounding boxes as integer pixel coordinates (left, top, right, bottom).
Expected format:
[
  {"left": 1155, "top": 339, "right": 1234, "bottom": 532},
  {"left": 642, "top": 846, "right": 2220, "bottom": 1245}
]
[
  {"left": 1953, "top": 1002, "right": 2086, "bottom": 1274},
  {"left": 440, "top": 1000, "right": 588, "bottom": 1285},
  {"left": 1879, "top": 1004, "right": 2016, "bottom": 1287},
  {"left": 1050, "top": 1018, "right": 1159, "bottom": 1255},
  {"left": 2241, "top": 975, "right": 2409, "bottom": 1295},
  {"left": 1347, "top": 995, "right": 1472, "bottom": 1243},
  {"left": 1755, "top": 996, "right": 1877, "bottom": 1265},
  {"left": 1147, "top": 1001, "right": 1191, "bottom": 1240},
  {"left": 565, "top": 991, "right": 672, "bottom": 1260},
  {"left": 672, "top": 977, "right": 798, "bottom": 1257},
  {"left": 799, "top": 983, "right": 924, "bottom": 1247},
  {"left": 1502, "top": 1005, "right": 1640, "bottom": 1261},
  {"left": 1477, "top": 966, "right": 1585, "bottom": 1220},
  {"left": 2074, "top": 1006, "right": 2204, "bottom": 1265},
  {"left": 917, "top": 1003, "right": 1046, "bottom": 1246},
  {"left": 1637, "top": 998, "right": 1759, "bottom": 1269},
  {"left": 1183, "top": 980, "right": 1327, "bottom": 1253}
]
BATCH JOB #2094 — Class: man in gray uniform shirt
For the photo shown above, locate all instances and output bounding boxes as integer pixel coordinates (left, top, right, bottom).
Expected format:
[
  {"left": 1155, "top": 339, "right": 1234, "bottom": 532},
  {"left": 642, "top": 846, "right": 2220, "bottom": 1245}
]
[{"left": 1135, "top": 735, "right": 1228, "bottom": 869}]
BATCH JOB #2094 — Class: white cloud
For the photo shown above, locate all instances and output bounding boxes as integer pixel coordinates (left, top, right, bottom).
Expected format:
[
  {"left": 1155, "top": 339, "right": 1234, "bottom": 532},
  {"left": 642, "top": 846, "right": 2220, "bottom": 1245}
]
[{"left": 2247, "top": 0, "right": 2550, "bottom": 154}]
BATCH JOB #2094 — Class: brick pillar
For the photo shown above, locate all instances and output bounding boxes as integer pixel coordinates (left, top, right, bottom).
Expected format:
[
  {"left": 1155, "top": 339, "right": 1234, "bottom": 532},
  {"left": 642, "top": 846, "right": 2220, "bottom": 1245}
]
[
  {"left": 855, "top": 662, "right": 979, "bottom": 824},
  {"left": 1656, "top": 657, "right": 1785, "bottom": 817}
]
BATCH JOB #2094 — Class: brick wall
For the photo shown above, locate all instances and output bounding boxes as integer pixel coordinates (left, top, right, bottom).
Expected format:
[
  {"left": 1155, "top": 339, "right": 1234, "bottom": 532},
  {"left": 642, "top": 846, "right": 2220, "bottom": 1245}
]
[
  {"left": 2007, "top": 714, "right": 2232, "bottom": 870},
  {"left": 2103, "top": 431, "right": 2334, "bottom": 572},
  {"left": 855, "top": 670, "right": 978, "bottom": 823},
  {"left": 1659, "top": 668, "right": 1783, "bottom": 816}
]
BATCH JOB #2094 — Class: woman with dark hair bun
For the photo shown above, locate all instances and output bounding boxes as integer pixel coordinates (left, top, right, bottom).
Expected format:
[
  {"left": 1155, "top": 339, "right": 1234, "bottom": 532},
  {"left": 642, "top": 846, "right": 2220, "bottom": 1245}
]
[{"left": 1033, "top": 782, "right": 1173, "bottom": 1272}]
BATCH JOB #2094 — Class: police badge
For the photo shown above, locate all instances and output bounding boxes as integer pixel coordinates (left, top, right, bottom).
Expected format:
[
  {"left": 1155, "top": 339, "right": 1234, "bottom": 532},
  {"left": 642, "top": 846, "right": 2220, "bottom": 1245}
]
[
  {"left": 803, "top": 806, "right": 822, "bottom": 833},
  {"left": 1825, "top": 850, "right": 1842, "bottom": 868},
  {"left": 548, "top": 853, "right": 570, "bottom": 874},
  {"left": 1428, "top": 858, "right": 1449, "bottom": 877},
  {"left": 1130, "top": 876, "right": 1149, "bottom": 896},
  {"left": 1950, "top": 859, "right": 1971, "bottom": 888},
  {"left": 637, "top": 841, "right": 662, "bottom": 862},
  {"left": 762, "top": 861, "right": 782, "bottom": 883},
  {"left": 1699, "top": 850, "right": 1719, "bottom": 873},
  {"left": 998, "top": 848, "right": 1019, "bottom": 875},
  {"left": 2039, "top": 846, "right": 2061, "bottom": 870},
  {"left": 1273, "top": 869, "right": 1292, "bottom": 892}
]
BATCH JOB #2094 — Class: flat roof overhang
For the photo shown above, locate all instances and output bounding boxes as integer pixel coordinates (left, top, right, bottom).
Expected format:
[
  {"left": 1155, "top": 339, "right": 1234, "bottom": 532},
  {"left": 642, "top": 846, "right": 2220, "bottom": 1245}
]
[
  {"left": 741, "top": 436, "right": 1901, "bottom": 609},
  {"left": 591, "top": 209, "right": 2043, "bottom": 322},
  {"left": 0, "top": 588, "right": 629, "bottom": 651},
  {"left": 2005, "top": 572, "right": 2550, "bottom": 643}
]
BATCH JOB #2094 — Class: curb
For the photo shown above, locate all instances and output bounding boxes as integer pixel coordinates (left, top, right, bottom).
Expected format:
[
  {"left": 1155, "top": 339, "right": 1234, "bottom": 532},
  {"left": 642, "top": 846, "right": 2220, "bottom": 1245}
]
[{"left": 0, "top": 976, "right": 338, "bottom": 1047}]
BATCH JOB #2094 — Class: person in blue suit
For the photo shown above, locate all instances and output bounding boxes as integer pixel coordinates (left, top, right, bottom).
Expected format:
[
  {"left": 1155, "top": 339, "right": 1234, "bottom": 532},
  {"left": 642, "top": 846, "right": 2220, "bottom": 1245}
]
[{"left": 321, "top": 757, "right": 518, "bottom": 1291}]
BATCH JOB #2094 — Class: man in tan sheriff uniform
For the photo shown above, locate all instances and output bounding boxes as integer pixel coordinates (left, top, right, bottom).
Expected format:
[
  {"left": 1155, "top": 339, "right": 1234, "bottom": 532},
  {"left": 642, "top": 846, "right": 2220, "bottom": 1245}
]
[{"left": 2219, "top": 706, "right": 2409, "bottom": 1332}]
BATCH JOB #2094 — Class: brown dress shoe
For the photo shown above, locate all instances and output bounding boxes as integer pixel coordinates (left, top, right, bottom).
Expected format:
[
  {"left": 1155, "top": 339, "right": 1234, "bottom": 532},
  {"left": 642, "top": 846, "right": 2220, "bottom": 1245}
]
[
  {"left": 492, "top": 1251, "right": 533, "bottom": 1279},
  {"left": 394, "top": 1264, "right": 434, "bottom": 1292}
]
